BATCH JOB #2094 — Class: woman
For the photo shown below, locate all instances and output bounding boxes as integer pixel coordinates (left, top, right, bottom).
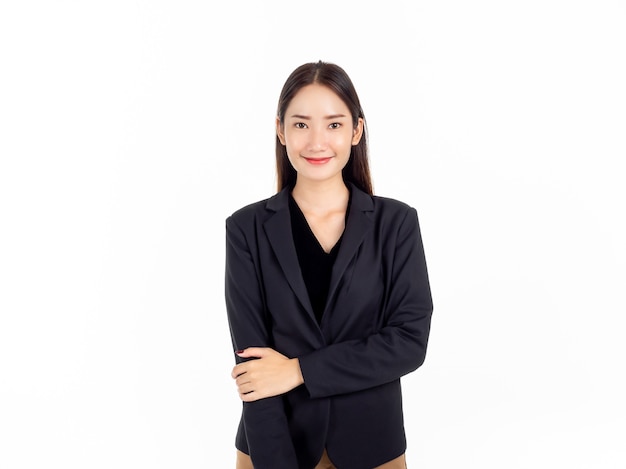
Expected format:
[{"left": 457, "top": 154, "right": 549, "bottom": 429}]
[{"left": 225, "top": 61, "right": 433, "bottom": 469}]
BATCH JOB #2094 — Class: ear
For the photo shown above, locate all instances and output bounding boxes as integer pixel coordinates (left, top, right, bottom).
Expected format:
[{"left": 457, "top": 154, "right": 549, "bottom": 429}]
[
  {"left": 352, "top": 117, "right": 364, "bottom": 146},
  {"left": 276, "top": 117, "right": 286, "bottom": 145}
]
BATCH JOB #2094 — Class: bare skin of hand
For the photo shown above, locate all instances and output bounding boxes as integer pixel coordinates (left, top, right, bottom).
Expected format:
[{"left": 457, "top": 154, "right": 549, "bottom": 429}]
[{"left": 231, "top": 347, "right": 304, "bottom": 402}]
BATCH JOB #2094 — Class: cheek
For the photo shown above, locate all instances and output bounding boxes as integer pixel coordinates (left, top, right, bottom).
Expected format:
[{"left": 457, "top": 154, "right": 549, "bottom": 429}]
[
  {"left": 284, "top": 138, "right": 304, "bottom": 165},
  {"left": 335, "top": 133, "right": 354, "bottom": 154},
  {"left": 284, "top": 132, "right": 305, "bottom": 152}
]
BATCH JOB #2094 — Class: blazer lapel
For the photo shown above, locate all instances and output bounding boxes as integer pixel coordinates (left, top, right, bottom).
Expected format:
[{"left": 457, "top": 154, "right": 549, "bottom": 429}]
[
  {"left": 263, "top": 189, "right": 316, "bottom": 321},
  {"left": 325, "top": 184, "right": 374, "bottom": 311},
  {"left": 263, "top": 184, "right": 375, "bottom": 325}
]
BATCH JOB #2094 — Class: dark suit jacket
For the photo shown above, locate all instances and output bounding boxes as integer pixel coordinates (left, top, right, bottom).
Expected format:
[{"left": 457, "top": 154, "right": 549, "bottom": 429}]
[{"left": 225, "top": 183, "right": 433, "bottom": 469}]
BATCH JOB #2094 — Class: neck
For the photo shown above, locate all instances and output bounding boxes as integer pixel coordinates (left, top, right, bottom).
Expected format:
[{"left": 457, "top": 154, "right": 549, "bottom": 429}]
[{"left": 291, "top": 177, "right": 349, "bottom": 213}]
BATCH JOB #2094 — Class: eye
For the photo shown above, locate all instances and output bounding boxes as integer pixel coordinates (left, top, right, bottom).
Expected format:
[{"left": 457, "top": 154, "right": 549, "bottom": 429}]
[
  {"left": 329, "top": 122, "right": 342, "bottom": 129},
  {"left": 294, "top": 122, "right": 308, "bottom": 129}
]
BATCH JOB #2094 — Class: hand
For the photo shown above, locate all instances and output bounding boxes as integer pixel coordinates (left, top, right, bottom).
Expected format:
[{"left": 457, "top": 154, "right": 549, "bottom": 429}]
[{"left": 231, "top": 347, "right": 304, "bottom": 402}]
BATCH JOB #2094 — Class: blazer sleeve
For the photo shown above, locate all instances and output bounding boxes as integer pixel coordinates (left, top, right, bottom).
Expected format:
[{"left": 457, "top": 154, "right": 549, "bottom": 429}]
[
  {"left": 298, "top": 207, "right": 433, "bottom": 398},
  {"left": 225, "top": 216, "right": 299, "bottom": 468}
]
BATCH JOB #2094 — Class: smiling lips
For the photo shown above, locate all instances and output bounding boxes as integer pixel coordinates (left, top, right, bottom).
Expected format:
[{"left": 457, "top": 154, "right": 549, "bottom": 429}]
[{"left": 303, "top": 156, "right": 332, "bottom": 165}]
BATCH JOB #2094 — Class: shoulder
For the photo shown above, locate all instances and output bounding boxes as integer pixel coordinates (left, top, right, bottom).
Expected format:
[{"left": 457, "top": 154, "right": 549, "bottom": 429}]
[
  {"left": 370, "top": 194, "right": 417, "bottom": 222},
  {"left": 348, "top": 183, "right": 419, "bottom": 228},
  {"left": 366, "top": 195, "right": 426, "bottom": 249},
  {"left": 349, "top": 183, "right": 414, "bottom": 215},
  {"left": 228, "top": 198, "right": 269, "bottom": 222},
  {"left": 371, "top": 194, "right": 414, "bottom": 212},
  {"left": 365, "top": 193, "right": 424, "bottom": 240},
  {"left": 226, "top": 190, "right": 286, "bottom": 228}
]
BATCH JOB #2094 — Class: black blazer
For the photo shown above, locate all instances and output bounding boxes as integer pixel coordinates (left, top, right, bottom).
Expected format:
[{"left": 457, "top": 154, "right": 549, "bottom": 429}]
[{"left": 225, "top": 183, "right": 433, "bottom": 469}]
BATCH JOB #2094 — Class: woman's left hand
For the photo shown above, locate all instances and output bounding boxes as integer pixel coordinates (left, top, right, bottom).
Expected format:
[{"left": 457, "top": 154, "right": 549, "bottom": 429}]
[{"left": 231, "top": 347, "right": 305, "bottom": 402}]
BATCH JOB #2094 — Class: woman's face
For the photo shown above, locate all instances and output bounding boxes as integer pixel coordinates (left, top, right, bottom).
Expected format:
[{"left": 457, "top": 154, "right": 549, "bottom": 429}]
[{"left": 277, "top": 84, "right": 363, "bottom": 186}]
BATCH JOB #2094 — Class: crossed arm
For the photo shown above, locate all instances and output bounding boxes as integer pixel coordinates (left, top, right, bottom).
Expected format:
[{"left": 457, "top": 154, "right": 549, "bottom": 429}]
[
  {"left": 231, "top": 347, "right": 304, "bottom": 402},
  {"left": 226, "top": 207, "right": 431, "bottom": 467},
  {"left": 229, "top": 206, "right": 432, "bottom": 403}
]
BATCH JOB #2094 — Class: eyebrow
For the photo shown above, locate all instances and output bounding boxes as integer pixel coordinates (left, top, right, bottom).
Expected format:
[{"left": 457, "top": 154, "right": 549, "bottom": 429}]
[{"left": 289, "top": 114, "right": 348, "bottom": 120}]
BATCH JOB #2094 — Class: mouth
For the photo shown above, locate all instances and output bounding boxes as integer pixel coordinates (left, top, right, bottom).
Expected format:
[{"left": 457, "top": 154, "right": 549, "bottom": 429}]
[{"left": 303, "top": 156, "right": 333, "bottom": 165}]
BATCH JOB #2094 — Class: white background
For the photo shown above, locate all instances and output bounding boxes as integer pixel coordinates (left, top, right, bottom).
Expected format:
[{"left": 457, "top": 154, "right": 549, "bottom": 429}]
[{"left": 1, "top": 1, "right": 625, "bottom": 468}]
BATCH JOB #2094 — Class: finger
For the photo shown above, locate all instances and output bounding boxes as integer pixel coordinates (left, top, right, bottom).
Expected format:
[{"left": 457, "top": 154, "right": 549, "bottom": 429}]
[
  {"left": 240, "top": 390, "right": 260, "bottom": 402},
  {"left": 237, "top": 382, "right": 254, "bottom": 395},
  {"left": 235, "top": 347, "right": 268, "bottom": 359},
  {"left": 231, "top": 364, "right": 247, "bottom": 379},
  {"left": 235, "top": 374, "right": 252, "bottom": 387}
]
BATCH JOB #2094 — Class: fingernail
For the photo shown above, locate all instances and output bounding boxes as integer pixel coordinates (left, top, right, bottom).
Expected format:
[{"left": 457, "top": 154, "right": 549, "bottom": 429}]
[{"left": 235, "top": 350, "right": 244, "bottom": 354}]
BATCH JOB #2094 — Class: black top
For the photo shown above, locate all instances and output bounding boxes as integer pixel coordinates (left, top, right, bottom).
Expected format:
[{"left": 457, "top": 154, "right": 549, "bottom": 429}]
[{"left": 289, "top": 192, "right": 350, "bottom": 324}]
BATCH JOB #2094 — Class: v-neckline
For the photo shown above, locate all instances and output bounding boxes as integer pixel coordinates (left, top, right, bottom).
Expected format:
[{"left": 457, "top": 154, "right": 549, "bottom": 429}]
[{"left": 290, "top": 195, "right": 343, "bottom": 255}]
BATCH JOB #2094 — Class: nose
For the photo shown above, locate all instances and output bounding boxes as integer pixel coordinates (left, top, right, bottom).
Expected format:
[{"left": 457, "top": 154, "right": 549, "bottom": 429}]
[{"left": 307, "top": 126, "right": 328, "bottom": 152}]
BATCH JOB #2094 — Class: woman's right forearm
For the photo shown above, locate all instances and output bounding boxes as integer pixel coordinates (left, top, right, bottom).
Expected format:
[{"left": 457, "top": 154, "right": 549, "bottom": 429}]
[{"left": 242, "top": 398, "right": 299, "bottom": 468}]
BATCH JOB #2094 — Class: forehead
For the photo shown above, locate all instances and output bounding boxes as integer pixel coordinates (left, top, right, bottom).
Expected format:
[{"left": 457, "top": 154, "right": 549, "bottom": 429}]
[{"left": 286, "top": 84, "right": 350, "bottom": 116}]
